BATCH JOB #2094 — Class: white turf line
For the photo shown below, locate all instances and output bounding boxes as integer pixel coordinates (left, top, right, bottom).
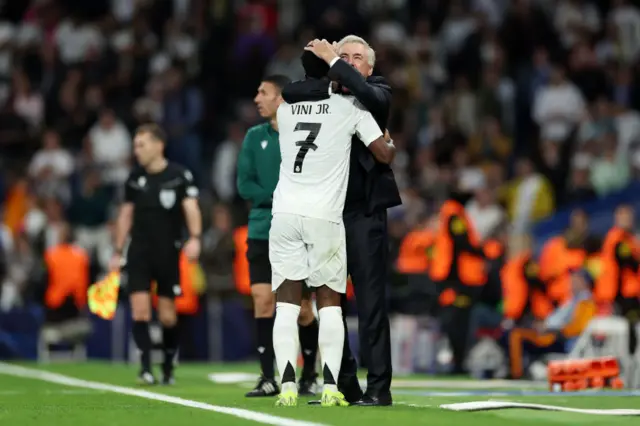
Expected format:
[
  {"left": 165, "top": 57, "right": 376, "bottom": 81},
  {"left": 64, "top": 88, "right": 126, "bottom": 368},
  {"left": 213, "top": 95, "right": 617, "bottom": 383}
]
[{"left": 0, "top": 362, "right": 328, "bottom": 426}]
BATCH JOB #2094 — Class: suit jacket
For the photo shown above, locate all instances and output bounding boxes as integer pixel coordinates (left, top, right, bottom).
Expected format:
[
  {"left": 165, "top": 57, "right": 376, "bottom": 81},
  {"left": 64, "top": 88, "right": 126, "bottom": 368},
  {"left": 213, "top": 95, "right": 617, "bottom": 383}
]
[{"left": 282, "top": 60, "right": 402, "bottom": 214}]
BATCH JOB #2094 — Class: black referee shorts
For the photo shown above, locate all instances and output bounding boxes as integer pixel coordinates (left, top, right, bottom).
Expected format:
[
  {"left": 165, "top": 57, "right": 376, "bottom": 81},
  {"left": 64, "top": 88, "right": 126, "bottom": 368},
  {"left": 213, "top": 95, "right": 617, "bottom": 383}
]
[
  {"left": 246, "top": 238, "right": 272, "bottom": 285},
  {"left": 125, "top": 244, "right": 181, "bottom": 299}
]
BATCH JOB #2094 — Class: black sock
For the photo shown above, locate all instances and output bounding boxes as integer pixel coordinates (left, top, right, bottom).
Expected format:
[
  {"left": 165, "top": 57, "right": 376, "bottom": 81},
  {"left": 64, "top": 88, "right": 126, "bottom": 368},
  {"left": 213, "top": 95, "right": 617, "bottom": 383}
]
[
  {"left": 282, "top": 361, "right": 296, "bottom": 384},
  {"left": 132, "top": 321, "right": 151, "bottom": 372},
  {"left": 323, "top": 364, "right": 336, "bottom": 385},
  {"left": 256, "top": 317, "right": 275, "bottom": 379},
  {"left": 299, "top": 319, "right": 319, "bottom": 380},
  {"left": 162, "top": 325, "right": 179, "bottom": 375}
]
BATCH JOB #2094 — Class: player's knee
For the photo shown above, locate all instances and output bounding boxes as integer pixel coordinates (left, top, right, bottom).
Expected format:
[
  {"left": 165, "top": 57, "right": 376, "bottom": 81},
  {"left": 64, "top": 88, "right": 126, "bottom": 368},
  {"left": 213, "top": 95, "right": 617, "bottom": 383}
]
[
  {"left": 316, "top": 285, "right": 341, "bottom": 310},
  {"left": 252, "top": 284, "right": 275, "bottom": 318},
  {"left": 298, "top": 299, "right": 316, "bottom": 326},
  {"left": 275, "top": 280, "right": 303, "bottom": 305},
  {"left": 130, "top": 292, "right": 151, "bottom": 321}
]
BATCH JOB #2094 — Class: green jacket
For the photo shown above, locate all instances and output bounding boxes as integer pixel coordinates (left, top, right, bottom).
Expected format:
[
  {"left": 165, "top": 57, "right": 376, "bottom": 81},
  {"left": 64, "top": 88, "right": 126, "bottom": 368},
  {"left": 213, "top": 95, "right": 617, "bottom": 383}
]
[{"left": 236, "top": 122, "right": 280, "bottom": 240}]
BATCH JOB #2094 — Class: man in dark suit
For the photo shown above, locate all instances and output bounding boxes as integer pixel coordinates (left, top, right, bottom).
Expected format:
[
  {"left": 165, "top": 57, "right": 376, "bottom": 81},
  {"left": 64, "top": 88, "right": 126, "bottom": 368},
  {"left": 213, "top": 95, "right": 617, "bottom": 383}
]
[{"left": 282, "top": 36, "right": 401, "bottom": 406}]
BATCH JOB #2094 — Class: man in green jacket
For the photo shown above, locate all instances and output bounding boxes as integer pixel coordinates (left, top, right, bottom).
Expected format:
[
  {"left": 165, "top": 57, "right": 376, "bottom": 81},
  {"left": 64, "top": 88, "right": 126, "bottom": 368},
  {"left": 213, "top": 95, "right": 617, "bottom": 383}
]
[{"left": 237, "top": 75, "right": 319, "bottom": 397}]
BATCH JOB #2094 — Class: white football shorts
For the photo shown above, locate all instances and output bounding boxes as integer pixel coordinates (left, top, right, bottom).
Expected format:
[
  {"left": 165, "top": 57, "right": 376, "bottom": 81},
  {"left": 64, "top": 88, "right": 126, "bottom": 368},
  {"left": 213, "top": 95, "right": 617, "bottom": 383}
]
[{"left": 269, "top": 213, "right": 347, "bottom": 293}]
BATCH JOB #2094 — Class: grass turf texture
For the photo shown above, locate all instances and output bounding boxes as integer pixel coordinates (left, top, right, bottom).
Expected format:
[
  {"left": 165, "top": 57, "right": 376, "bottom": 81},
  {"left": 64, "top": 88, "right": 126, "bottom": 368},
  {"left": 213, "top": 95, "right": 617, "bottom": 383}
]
[{"left": 1, "top": 362, "right": 639, "bottom": 426}]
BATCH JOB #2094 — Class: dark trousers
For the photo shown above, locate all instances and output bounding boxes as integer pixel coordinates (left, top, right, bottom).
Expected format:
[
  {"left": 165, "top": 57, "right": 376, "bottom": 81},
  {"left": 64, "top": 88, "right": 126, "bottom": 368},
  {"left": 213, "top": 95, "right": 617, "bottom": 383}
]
[
  {"left": 440, "top": 304, "right": 472, "bottom": 374},
  {"left": 339, "top": 210, "right": 392, "bottom": 396}
]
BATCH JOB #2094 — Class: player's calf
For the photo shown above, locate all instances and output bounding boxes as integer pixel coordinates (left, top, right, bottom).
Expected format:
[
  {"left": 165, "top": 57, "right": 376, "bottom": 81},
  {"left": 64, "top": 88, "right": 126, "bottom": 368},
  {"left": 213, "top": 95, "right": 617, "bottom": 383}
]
[
  {"left": 273, "top": 280, "right": 304, "bottom": 405},
  {"left": 316, "top": 285, "right": 348, "bottom": 406}
]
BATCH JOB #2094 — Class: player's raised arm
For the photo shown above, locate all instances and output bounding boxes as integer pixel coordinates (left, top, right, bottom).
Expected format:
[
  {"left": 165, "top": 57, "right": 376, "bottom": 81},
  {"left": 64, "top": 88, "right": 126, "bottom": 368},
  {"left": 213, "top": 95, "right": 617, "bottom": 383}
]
[{"left": 353, "top": 106, "right": 395, "bottom": 165}]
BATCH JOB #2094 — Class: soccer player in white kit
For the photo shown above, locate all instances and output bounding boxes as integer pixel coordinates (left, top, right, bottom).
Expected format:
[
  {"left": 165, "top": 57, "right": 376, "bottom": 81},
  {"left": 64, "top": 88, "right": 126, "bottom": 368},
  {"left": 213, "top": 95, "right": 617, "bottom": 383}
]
[{"left": 269, "top": 51, "right": 395, "bottom": 407}]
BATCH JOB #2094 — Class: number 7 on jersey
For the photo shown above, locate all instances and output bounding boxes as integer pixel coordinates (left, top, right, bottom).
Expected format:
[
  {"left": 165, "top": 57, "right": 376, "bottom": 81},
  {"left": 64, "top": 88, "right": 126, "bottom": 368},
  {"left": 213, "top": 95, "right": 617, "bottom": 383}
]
[{"left": 293, "top": 122, "right": 321, "bottom": 173}]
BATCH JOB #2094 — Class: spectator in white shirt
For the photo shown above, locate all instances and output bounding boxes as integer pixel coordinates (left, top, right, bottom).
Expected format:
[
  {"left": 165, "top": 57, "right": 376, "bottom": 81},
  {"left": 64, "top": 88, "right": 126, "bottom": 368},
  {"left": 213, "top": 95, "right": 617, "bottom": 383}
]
[
  {"left": 465, "top": 176, "right": 505, "bottom": 241},
  {"left": 28, "top": 130, "right": 74, "bottom": 180},
  {"left": 212, "top": 122, "right": 244, "bottom": 202},
  {"left": 86, "top": 109, "right": 132, "bottom": 186},
  {"left": 533, "top": 64, "right": 586, "bottom": 143},
  {"left": 12, "top": 69, "right": 44, "bottom": 131},
  {"left": 554, "top": 0, "right": 601, "bottom": 49},
  {"left": 608, "top": 0, "right": 640, "bottom": 63},
  {"left": 28, "top": 130, "right": 74, "bottom": 204},
  {"left": 590, "top": 133, "right": 631, "bottom": 197},
  {"left": 54, "top": 16, "right": 104, "bottom": 65}
]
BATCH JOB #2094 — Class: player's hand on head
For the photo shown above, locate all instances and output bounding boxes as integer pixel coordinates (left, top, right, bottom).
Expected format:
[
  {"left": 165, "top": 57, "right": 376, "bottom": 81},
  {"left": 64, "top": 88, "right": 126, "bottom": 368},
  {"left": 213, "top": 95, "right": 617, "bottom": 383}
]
[{"left": 304, "top": 39, "right": 338, "bottom": 64}]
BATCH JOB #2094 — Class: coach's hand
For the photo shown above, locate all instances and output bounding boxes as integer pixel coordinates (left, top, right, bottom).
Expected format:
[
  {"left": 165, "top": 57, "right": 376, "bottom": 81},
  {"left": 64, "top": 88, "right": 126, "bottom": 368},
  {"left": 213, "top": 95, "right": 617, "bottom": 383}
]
[
  {"left": 304, "top": 39, "right": 338, "bottom": 65},
  {"left": 184, "top": 237, "right": 201, "bottom": 261}
]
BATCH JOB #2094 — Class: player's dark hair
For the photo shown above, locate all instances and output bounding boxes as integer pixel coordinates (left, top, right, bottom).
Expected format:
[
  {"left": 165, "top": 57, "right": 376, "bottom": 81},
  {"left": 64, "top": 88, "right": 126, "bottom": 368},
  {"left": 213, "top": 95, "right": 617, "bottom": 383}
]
[
  {"left": 301, "top": 51, "right": 329, "bottom": 79},
  {"left": 135, "top": 123, "right": 167, "bottom": 145},
  {"left": 262, "top": 75, "right": 291, "bottom": 92}
]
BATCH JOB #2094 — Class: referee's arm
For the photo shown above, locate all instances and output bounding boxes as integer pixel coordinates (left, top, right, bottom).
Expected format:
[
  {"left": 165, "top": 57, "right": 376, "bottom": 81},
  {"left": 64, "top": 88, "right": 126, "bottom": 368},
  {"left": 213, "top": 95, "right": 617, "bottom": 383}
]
[
  {"left": 114, "top": 179, "right": 136, "bottom": 254},
  {"left": 182, "top": 194, "right": 202, "bottom": 239},
  {"left": 181, "top": 175, "right": 202, "bottom": 261}
]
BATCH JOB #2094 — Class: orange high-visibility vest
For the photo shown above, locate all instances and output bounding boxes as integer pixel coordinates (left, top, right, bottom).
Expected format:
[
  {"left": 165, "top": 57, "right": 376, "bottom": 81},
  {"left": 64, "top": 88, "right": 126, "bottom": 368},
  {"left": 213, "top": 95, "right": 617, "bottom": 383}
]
[
  {"left": 233, "top": 226, "right": 251, "bottom": 295},
  {"left": 428, "top": 200, "right": 486, "bottom": 286},
  {"left": 501, "top": 252, "right": 553, "bottom": 321},
  {"left": 483, "top": 239, "right": 504, "bottom": 261},
  {"left": 4, "top": 181, "right": 29, "bottom": 235},
  {"left": 539, "top": 235, "right": 584, "bottom": 305},
  {"left": 596, "top": 227, "right": 640, "bottom": 303},
  {"left": 44, "top": 244, "right": 90, "bottom": 309},
  {"left": 396, "top": 229, "right": 432, "bottom": 274}
]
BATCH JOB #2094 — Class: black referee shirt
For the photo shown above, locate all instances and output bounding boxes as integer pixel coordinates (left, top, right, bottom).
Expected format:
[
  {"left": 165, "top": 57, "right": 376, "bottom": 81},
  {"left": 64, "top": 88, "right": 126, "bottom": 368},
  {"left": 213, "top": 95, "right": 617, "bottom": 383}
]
[{"left": 124, "top": 162, "right": 198, "bottom": 249}]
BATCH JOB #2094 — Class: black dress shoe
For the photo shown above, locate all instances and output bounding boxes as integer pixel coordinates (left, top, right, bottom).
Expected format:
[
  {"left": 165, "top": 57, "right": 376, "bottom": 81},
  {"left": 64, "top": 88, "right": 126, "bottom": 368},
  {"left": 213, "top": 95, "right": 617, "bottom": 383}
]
[{"left": 351, "top": 394, "right": 392, "bottom": 407}]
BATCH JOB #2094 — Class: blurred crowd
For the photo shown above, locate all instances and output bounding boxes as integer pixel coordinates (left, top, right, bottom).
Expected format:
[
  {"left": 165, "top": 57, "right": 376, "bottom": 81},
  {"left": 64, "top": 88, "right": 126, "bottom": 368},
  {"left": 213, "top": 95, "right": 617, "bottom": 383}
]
[{"left": 1, "top": 0, "right": 640, "bottom": 325}]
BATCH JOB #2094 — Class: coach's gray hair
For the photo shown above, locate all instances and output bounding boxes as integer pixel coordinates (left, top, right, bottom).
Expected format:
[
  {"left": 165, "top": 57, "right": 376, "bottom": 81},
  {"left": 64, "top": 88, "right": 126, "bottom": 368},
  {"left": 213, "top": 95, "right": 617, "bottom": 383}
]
[{"left": 336, "top": 35, "right": 376, "bottom": 68}]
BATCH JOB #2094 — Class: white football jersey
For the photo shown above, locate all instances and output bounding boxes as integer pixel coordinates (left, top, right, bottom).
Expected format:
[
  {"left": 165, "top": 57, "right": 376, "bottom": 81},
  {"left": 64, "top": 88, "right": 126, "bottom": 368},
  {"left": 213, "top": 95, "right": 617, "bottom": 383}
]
[{"left": 273, "top": 92, "right": 383, "bottom": 223}]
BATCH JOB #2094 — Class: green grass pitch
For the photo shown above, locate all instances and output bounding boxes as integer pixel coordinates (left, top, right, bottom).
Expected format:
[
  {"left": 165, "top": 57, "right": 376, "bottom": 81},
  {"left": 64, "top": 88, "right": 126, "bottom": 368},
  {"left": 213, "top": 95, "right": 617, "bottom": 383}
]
[{"left": 1, "top": 362, "right": 639, "bottom": 426}]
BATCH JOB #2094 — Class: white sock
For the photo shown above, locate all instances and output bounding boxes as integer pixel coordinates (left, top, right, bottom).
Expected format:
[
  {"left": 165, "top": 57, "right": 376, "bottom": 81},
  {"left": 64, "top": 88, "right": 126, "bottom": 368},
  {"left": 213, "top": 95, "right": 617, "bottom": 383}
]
[
  {"left": 273, "top": 302, "right": 301, "bottom": 389},
  {"left": 318, "top": 306, "right": 344, "bottom": 391}
]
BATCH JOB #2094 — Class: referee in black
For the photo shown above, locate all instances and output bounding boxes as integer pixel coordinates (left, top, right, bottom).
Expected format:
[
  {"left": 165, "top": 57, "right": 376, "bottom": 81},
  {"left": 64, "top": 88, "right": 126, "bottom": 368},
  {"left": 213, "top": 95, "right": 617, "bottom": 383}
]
[
  {"left": 284, "top": 37, "right": 401, "bottom": 406},
  {"left": 110, "top": 123, "right": 202, "bottom": 385}
]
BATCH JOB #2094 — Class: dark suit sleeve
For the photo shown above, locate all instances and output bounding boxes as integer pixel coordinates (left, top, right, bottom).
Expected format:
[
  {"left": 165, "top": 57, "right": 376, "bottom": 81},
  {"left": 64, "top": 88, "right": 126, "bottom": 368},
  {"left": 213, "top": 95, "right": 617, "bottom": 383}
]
[
  {"left": 281, "top": 79, "right": 331, "bottom": 104},
  {"left": 327, "top": 60, "right": 391, "bottom": 116}
]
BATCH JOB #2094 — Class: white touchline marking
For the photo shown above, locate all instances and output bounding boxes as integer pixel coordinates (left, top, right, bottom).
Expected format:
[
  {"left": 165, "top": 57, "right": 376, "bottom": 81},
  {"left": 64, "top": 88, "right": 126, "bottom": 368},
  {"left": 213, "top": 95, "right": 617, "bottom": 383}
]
[
  {"left": 0, "top": 389, "right": 103, "bottom": 395},
  {"left": 395, "top": 401, "right": 432, "bottom": 408},
  {"left": 0, "top": 363, "right": 328, "bottom": 426}
]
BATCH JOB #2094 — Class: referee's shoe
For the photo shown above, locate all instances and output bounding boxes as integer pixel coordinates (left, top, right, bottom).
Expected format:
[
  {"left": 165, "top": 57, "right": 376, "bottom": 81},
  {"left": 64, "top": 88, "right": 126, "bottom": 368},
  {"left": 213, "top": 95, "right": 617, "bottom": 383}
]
[{"left": 246, "top": 376, "right": 279, "bottom": 397}]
